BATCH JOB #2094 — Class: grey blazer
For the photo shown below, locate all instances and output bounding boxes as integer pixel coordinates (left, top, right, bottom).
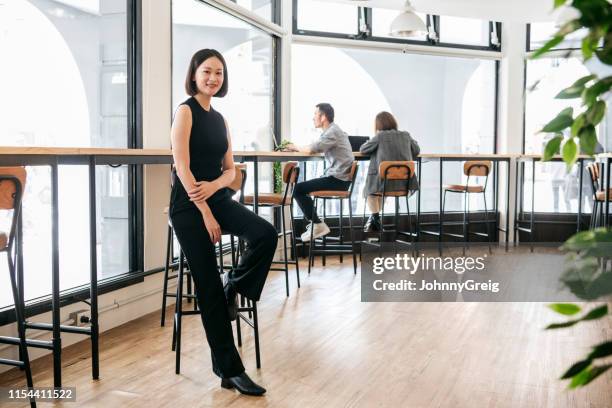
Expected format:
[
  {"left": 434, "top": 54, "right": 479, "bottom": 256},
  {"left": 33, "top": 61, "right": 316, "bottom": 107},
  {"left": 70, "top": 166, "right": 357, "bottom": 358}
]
[{"left": 359, "top": 129, "right": 420, "bottom": 197}]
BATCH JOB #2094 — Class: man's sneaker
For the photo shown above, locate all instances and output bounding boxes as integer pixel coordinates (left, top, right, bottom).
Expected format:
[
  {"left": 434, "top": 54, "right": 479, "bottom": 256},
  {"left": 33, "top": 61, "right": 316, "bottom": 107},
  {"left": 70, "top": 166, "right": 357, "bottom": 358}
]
[{"left": 300, "top": 222, "right": 330, "bottom": 242}]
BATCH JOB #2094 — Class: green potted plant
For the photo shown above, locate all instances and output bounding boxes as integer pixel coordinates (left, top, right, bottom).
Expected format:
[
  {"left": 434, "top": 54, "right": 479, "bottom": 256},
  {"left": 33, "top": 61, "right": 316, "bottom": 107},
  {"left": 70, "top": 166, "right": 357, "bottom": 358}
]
[{"left": 533, "top": 0, "right": 612, "bottom": 388}]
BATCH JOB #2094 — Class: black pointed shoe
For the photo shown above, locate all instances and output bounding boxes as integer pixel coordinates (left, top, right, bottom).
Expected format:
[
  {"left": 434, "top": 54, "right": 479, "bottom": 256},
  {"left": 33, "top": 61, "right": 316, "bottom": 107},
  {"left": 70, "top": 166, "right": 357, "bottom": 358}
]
[
  {"left": 221, "top": 372, "right": 266, "bottom": 396},
  {"left": 364, "top": 214, "right": 381, "bottom": 233}
]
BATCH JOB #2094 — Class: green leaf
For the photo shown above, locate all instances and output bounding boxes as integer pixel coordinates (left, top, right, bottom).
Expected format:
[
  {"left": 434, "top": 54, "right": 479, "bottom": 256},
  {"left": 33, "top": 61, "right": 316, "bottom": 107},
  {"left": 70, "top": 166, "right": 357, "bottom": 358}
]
[
  {"left": 556, "top": 85, "right": 585, "bottom": 99},
  {"left": 541, "top": 108, "right": 574, "bottom": 133},
  {"left": 582, "top": 36, "right": 594, "bottom": 60},
  {"left": 595, "top": 32, "right": 612, "bottom": 64},
  {"left": 568, "top": 365, "right": 612, "bottom": 389},
  {"left": 531, "top": 36, "right": 565, "bottom": 59},
  {"left": 562, "top": 138, "right": 578, "bottom": 167},
  {"left": 571, "top": 74, "right": 597, "bottom": 88},
  {"left": 561, "top": 359, "right": 592, "bottom": 379},
  {"left": 578, "top": 125, "right": 597, "bottom": 155},
  {"left": 588, "top": 341, "right": 612, "bottom": 360},
  {"left": 543, "top": 135, "right": 563, "bottom": 161},
  {"left": 556, "top": 75, "right": 595, "bottom": 99},
  {"left": 584, "top": 76, "right": 612, "bottom": 106},
  {"left": 586, "top": 100, "right": 606, "bottom": 125},
  {"left": 554, "top": 0, "right": 566, "bottom": 8},
  {"left": 582, "top": 304, "right": 608, "bottom": 320},
  {"left": 548, "top": 303, "right": 582, "bottom": 315},
  {"left": 546, "top": 320, "right": 579, "bottom": 329},
  {"left": 571, "top": 113, "right": 585, "bottom": 137}
]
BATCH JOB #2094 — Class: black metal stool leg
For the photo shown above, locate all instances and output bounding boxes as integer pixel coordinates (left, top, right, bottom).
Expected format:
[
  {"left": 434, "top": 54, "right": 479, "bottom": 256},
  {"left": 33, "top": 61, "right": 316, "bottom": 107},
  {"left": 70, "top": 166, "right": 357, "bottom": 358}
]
[
  {"left": 161, "top": 224, "right": 172, "bottom": 327},
  {"left": 322, "top": 198, "right": 326, "bottom": 267},
  {"left": 7, "top": 251, "right": 35, "bottom": 407},
  {"left": 348, "top": 197, "right": 357, "bottom": 275},
  {"left": 339, "top": 199, "right": 344, "bottom": 263},
  {"left": 253, "top": 300, "right": 260, "bottom": 369},
  {"left": 289, "top": 204, "right": 300, "bottom": 288},
  {"left": 174, "top": 250, "right": 184, "bottom": 374},
  {"left": 483, "top": 191, "right": 492, "bottom": 254},
  {"left": 281, "top": 205, "right": 289, "bottom": 297},
  {"left": 308, "top": 198, "right": 317, "bottom": 275}
]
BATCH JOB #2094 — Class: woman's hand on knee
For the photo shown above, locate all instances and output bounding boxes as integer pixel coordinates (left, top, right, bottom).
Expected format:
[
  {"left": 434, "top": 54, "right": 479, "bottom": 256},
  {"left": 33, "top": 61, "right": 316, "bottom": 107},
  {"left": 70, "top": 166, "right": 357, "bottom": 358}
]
[{"left": 201, "top": 210, "right": 222, "bottom": 244}]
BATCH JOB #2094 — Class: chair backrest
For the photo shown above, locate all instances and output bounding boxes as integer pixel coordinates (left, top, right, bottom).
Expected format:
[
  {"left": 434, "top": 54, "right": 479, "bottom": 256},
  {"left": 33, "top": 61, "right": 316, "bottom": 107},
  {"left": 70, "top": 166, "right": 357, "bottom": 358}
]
[
  {"left": 348, "top": 162, "right": 359, "bottom": 195},
  {"left": 586, "top": 163, "right": 600, "bottom": 195},
  {"left": 0, "top": 167, "right": 26, "bottom": 210},
  {"left": 229, "top": 163, "right": 247, "bottom": 193},
  {"left": 282, "top": 162, "right": 300, "bottom": 184},
  {"left": 378, "top": 161, "right": 415, "bottom": 181},
  {"left": 463, "top": 161, "right": 491, "bottom": 177}
]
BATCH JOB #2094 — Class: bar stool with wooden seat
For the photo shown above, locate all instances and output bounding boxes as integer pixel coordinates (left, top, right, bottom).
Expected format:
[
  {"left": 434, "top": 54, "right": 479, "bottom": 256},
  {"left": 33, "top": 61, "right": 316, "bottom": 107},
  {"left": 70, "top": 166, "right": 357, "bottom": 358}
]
[
  {"left": 171, "top": 164, "right": 263, "bottom": 373},
  {"left": 307, "top": 162, "right": 359, "bottom": 275},
  {"left": 0, "top": 167, "right": 36, "bottom": 408},
  {"left": 587, "top": 162, "right": 612, "bottom": 228},
  {"left": 441, "top": 160, "right": 493, "bottom": 254},
  {"left": 372, "top": 161, "right": 418, "bottom": 245},
  {"left": 243, "top": 162, "right": 301, "bottom": 297}
]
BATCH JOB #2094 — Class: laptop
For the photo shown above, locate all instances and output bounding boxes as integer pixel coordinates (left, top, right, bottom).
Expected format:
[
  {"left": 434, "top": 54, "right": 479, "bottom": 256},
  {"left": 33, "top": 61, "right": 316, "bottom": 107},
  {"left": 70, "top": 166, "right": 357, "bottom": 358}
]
[{"left": 348, "top": 136, "right": 370, "bottom": 152}]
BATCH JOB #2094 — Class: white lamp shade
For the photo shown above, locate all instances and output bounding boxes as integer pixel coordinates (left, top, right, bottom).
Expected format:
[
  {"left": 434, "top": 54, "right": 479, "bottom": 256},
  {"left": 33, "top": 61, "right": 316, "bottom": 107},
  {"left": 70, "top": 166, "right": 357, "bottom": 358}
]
[{"left": 389, "top": 10, "right": 427, "bottom": 37}]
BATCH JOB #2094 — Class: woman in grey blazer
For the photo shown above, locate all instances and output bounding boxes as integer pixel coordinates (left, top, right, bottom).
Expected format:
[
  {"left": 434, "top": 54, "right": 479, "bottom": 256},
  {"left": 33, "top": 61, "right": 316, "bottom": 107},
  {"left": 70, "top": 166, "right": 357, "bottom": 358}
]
[{"left": 359, "top": 111, "right": 420, "bottom": 232}]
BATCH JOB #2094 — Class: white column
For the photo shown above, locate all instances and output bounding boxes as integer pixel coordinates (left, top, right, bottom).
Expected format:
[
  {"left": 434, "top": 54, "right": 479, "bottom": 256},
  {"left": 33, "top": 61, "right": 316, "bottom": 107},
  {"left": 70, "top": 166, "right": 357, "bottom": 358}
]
[{"left": 497, "top": 22, "right": 527, "bottom": 243}]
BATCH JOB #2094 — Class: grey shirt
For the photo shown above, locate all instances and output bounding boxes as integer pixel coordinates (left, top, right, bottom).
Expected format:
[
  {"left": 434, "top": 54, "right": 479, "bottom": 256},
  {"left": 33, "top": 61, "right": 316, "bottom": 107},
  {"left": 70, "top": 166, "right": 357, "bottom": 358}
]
[{"left": 310, "top": 123, "right": 354, "bottom": 181}]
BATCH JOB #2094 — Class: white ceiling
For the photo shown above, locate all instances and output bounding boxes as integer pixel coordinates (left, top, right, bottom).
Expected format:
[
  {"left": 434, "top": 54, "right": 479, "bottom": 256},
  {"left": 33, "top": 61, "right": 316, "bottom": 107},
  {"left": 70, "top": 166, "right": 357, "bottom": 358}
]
[{"left": 327, "top": 0, "right": 561, "bottom": 22}]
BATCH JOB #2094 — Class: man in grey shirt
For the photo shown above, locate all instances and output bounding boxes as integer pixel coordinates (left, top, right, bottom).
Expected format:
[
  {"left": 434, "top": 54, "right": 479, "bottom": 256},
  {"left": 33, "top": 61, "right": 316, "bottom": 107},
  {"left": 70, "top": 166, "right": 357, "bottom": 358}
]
[{"left": 287, "top": 103, "right": 354, "bottom": 241}]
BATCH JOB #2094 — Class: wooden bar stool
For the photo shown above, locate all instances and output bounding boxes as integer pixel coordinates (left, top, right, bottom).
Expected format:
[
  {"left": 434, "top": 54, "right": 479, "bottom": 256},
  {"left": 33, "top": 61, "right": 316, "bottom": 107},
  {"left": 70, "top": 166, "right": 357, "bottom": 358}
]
[
  {"left": 243, "top": 162, "right": 301, "bottom": 297},
  {"left": 0, "top": 167, "right": 36, "bottom": 408},
  {"left": 373, "top": 161, "right": 418, "bottom": 245},
  {"left": 441, "top": 160, "right": 493, "bottom": 254},
  {"left": 307, "top": 162, "right": 359, "bottom": 275},
  {"left": 171, "top": 164, "right": 262, "bottom": 372},
  {"left": 587, "top": 163, "right": 612, "bottom": 229}
]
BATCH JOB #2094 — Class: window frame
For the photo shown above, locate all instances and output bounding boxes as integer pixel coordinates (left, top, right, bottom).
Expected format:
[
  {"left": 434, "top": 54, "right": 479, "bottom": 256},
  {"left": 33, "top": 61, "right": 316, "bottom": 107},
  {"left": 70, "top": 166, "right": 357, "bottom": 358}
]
[
  {"left": 0, "top": 0, "right": 144, "bottom": 326},
  {"left": 292, "top": 0, "right": 502, "bottom": 52}
]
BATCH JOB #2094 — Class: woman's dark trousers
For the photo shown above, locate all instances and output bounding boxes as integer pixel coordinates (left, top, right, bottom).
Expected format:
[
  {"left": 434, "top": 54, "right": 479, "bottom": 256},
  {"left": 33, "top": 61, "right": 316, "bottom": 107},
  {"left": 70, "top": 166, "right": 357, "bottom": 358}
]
[{"left": 170, "top": 196, "right": 278, "bottom": 378}]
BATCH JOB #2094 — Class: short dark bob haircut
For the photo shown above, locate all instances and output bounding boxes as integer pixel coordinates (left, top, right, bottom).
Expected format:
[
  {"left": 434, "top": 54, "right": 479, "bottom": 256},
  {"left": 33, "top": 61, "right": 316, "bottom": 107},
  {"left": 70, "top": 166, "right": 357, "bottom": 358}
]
[
  {"left": 316, "top": 103, "right": 334, "bottom": 123},
  {"left": 184, "top": 49, "right": 228, "bottom": 97}
]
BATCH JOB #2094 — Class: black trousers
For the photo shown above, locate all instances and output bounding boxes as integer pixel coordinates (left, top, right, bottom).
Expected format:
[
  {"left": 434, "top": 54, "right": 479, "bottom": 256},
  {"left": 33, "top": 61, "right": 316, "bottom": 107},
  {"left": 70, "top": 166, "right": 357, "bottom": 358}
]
[
  {"left": 170, "top": 196, "right": 278, "bottom": 378},
  {"left": 293, "top": 176, "right": 350, "bottom": 223}
]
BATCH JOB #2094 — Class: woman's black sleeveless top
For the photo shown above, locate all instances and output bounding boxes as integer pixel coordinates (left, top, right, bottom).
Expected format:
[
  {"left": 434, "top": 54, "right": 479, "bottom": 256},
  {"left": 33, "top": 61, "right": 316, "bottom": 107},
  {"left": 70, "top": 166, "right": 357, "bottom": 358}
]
[{"left": 170, "top": 97, "right": 230, "bottom": 215}]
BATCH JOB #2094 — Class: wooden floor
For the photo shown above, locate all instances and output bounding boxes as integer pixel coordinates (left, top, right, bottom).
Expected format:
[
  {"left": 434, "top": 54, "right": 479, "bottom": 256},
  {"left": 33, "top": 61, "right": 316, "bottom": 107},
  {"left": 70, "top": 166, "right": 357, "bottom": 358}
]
[{"left": 1, "top": 250, "right": 611, "bottom": 407}]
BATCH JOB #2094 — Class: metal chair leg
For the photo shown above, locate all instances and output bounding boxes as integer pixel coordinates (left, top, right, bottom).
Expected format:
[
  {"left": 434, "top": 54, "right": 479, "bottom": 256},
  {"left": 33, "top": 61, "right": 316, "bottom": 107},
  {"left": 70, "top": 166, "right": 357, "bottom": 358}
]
[
  {"left": 253, "top": 301, "right": 261, "bottom": 369},
  {"left": 308, "top": 198, "right": 317, "bottom": 275},
  {"left": 161, "top": 224, "right": 172, "bottom": 327},
  {"left": 483, "top": 191, "right": 492, "bottom": 254},
  {"left": 348, "top": 198, "right": 357, "bottom": 275},
  {"left": 7, "top": 252, "right": 35, "bottom": 407},
  {"left": 289, "top": 205, "right": 300, "bottom": 288},
  {"left": 281, "top": 205, "right": 289, "bottom": 297}
]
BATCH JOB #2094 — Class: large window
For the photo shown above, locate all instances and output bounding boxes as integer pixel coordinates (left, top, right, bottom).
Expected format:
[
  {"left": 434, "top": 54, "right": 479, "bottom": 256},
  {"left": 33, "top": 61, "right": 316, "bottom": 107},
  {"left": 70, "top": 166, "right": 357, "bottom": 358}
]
[
  {"left": 295, "top": 0, "right": 359, "bottom": 35},
  {"left": 293, "top": 1, "right": 500, "bottom": 50},
  {"left": 438, "top": 16, "right": 490, "bottom": 47},
  {"left": 0, "top": 0, "right": 134, "bottom": 308},
  {"left": 172, "top": 0, "right": 277, "bottom": 212},
  {"left": 528, "top": 22, "right": 589, "bottom": 51},
  {"left": 291, "top": 44, "right": 497, "bottom": 215},
  {"left": 523, "top": 56, "right": 611, "bottom": 213},
  {"left": 230, "top": 0, "right": 276, "bottom": 22}
]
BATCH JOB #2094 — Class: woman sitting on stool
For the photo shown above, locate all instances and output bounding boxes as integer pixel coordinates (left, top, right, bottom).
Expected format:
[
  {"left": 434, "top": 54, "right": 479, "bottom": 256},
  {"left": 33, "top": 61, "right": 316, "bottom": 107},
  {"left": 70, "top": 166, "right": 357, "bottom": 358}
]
[
  {"left": 360, "top": 111, "right": 420, "bottom": 232},
  {"left": 170, "top": 49, "right": 277, "bottom": 396}
]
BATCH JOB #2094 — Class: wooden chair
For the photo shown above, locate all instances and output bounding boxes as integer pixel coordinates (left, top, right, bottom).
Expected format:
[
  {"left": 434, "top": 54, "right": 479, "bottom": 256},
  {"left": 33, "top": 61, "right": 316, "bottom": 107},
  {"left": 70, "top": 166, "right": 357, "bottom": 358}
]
[{"left": 0, "top": 167, "right": 36, "bottom": 407}]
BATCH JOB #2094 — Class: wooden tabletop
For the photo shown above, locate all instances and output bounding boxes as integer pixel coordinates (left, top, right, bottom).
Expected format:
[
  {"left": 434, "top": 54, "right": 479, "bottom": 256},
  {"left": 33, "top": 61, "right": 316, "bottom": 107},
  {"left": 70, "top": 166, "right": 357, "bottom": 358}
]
[{"left": 0, "top": 147, "right": 608, "bottom": 161}]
